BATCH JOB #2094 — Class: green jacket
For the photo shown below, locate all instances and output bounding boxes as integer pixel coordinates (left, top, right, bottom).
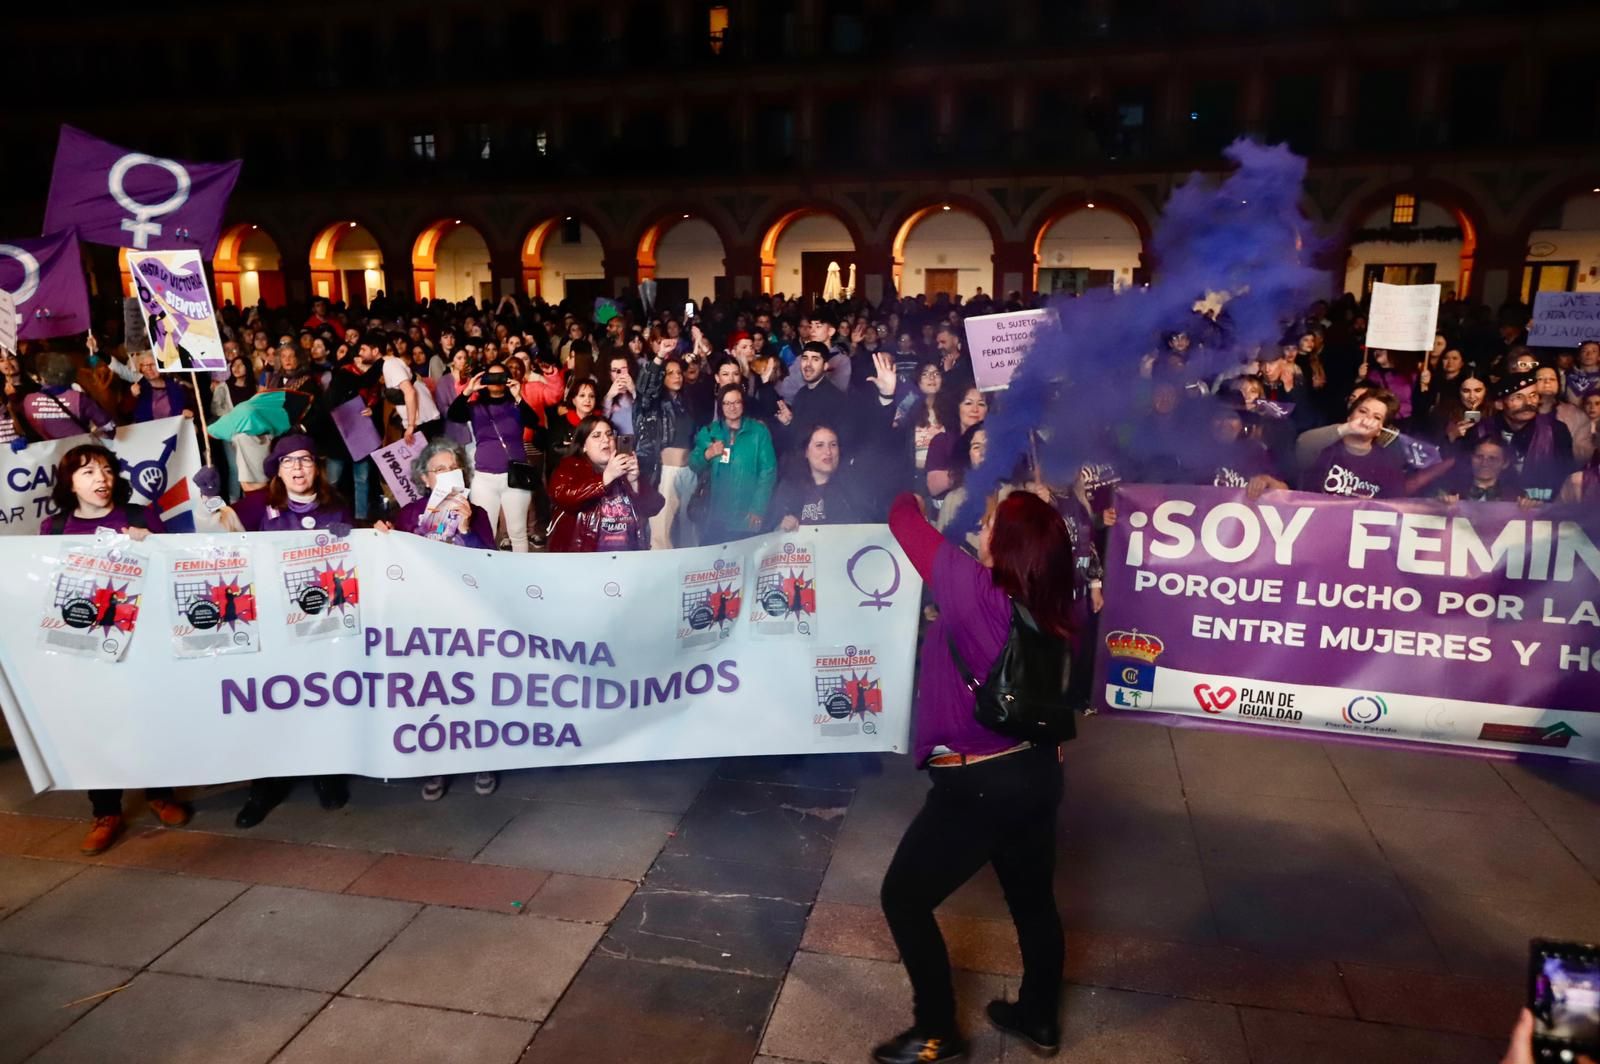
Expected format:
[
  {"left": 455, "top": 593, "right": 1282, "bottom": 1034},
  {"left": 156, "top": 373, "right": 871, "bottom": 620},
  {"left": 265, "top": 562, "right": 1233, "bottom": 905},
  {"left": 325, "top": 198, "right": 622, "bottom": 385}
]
[{"left": 690, "top": 417, "right": 778, "bottom": 537}]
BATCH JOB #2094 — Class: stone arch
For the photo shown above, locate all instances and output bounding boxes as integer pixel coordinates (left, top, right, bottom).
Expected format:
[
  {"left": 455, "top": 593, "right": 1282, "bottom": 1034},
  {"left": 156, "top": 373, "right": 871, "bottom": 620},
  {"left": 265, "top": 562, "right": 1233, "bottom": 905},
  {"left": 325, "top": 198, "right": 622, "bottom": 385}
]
[
  {"left": 1028, "top": 194, "right": 1152, "bottom": 294},
  {"left": 888, "top": 197, "right": 1004, "bottom": 299},
  {"left": 757, "top": 205, "right": 868, "bottom": 297},
  {"left": 213, "top": 223, "right": 285, "bottom": 308},
  {"left": 1335, "top": 180, "right": 1486, "bottom": 300},
  {"left": 308, "top": 219, "right": 390, "bottom": 306}
]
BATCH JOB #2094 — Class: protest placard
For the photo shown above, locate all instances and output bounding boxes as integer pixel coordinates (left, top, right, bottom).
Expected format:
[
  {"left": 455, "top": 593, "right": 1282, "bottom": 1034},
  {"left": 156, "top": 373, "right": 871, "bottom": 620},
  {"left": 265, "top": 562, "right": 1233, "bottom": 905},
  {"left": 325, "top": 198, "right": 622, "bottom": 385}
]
[
  {"left": 331, "top": 397, "right": 382, "bottom": 461},
  {"left": 962, "top": 309, "right": 1052, "bottom": 392},
  {"left": 371, "top": 436, "right": 427, "bottom": 505},
  {"left": 0, "top": 289, "right": 15, "bottom": 354},
  {"left": 126, "top": 249, "right": 227, "bottom": 372},
  {"left": 1528, "top": 291, "right": 1600, "bottom": 348},
  {"left": 1365, "top": 282, "right": 1440, "bottom": 352}
]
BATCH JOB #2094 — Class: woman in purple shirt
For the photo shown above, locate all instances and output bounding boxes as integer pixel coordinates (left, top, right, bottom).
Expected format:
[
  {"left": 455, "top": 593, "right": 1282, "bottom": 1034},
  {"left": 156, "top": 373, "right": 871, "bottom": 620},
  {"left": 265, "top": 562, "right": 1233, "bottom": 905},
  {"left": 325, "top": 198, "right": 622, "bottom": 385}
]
[
  {"left": 873, "top": 490, "right": 1073, "bottom": 1063},
  {"left": 222, "top": 434, "right": 353, "bottom": 828},
  {"left": 1300, "top": 388, "right": 1408, "bottom": 500},
  {"left": 41, "top": 445, "right": 190, "bottom": 857}
]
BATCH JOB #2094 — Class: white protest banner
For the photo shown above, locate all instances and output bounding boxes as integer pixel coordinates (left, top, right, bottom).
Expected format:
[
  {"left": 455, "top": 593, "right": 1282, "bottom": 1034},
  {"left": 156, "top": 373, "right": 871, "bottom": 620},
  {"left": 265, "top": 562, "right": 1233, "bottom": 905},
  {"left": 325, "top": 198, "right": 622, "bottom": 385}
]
[
  {"left": 0, "top": 289, "right": 16, "bottom": 354},
  {"left": 0, "top": 416, "right": 202, "bottom": 534},
  {"left": 0, "top": 525, "right": 921, "bottom": 790},
  {"left": 371, "top": 436, "right": 427, "bottom": 504},
  {"left": 126, "top": 249, "right": 227, "bottom": 372},
  {"left": 962, "top": 309, "right": 1052, "bottom": 392},
  {"left": 1528, "top": 291, "right": 1600, "bottom": 348},
  {"left": 1365, "top": 282, "right": 1441, "bottom": 352}
]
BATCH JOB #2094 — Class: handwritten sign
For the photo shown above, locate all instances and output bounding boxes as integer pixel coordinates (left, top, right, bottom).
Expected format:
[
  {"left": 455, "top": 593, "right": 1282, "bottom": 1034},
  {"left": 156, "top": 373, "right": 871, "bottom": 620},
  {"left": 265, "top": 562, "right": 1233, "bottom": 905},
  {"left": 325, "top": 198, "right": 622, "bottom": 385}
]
[
  {"left": 0, "top": 290, "right": 15, "bottom": 354},
  {"left": 962, "top": 309, "right": 1052, "bottom": 392},
  {"left": 371, "top": 436, "right": 426, "bottom": 505},
  {"left": 1528, "top": 291, "right": 1600, "bottom": 348},
  {"left": 1366, "top": 282, "right": 1440, "bottom": 352},
  {"left": 126, "top": 249, "right": 227, "bottom": 372}
]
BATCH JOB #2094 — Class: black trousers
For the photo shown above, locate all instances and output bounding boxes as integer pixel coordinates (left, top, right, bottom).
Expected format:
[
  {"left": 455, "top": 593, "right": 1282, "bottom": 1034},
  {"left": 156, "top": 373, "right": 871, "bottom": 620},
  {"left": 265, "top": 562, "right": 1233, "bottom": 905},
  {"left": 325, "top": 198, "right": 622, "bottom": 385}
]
[
  {"left": 88, "top": 788, "right": 173, "bottom": 818},
  {"left": 880, "top": 742, "right": 1065, "bottom": 1034}
]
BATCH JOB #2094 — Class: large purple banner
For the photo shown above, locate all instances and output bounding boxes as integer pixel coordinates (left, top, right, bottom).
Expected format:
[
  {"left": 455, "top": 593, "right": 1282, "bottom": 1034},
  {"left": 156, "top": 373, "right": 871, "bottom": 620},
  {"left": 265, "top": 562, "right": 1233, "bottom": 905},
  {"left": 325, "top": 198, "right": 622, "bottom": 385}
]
[
  {"left": 0, "top": 229, "right": 91, "bottom": 340},
  {"left": 42, "top": 126, "right": 241, "bottom": 258},
  {"left": 1096, "top": 485, "right": 1600, "bottom": 762}
]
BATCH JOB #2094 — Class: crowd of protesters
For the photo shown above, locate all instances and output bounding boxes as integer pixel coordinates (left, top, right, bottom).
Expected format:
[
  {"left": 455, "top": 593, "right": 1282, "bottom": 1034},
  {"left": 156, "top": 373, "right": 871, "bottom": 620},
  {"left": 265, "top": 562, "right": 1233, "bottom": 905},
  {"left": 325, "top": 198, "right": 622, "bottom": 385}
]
[{"left": 8, "top": 278, "right": 1598, "bottom": 1062}]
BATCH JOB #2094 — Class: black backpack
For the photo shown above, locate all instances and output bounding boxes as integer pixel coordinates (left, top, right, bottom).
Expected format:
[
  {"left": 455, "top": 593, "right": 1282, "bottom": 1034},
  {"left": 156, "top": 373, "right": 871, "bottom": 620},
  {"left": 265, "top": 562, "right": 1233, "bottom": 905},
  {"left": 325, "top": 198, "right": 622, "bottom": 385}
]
[{"left": 947, "top": 601, "right": 1076, "bottom": 743}]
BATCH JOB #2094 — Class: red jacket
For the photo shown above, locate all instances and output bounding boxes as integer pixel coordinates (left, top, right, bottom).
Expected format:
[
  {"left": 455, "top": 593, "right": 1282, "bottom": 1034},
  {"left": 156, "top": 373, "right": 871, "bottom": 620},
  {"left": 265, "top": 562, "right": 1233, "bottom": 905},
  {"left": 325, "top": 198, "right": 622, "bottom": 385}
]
[{"left": 547, "top": 453, "right": 665, "bottom": 553}]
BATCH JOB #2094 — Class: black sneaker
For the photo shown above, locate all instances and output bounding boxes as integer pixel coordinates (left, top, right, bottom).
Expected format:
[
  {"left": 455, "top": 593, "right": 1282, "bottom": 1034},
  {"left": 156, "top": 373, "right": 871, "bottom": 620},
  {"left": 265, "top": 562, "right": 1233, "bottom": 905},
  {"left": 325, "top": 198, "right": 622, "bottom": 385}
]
[
  {"left": 985, "top": 999, "right": 1059, "bottom": 1057},
  {"left": 234, "top": 796, "right": 277, "bottom": 829},
  {"left": 313, "top": 775, "right": 349, "bottom": 811},
  {"left": 870, "top": 1028, "right": 968, "bottom": 1063}
]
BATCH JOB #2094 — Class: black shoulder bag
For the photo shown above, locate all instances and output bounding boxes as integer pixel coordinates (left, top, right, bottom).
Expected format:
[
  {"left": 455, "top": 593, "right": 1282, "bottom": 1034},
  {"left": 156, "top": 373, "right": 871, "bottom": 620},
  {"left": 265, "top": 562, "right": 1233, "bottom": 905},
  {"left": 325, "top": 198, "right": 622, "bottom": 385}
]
[{"left": 946, "top": 601, "right": 1076, "bottom": 743}]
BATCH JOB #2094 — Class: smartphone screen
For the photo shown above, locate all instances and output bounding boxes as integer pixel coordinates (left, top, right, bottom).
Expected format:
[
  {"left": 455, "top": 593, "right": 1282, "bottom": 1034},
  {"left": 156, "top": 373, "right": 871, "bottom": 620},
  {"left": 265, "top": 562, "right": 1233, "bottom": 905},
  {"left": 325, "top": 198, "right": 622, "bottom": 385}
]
[
  {"left": 683, "top": 301, "right": 696, "bottom": 319},
  {"left": 1531, "top": 939, "right": 1600, "bottom": 1060},
  {"left": 1464, "top": 409, "right": 1482, "bottom": 423},
  {"left": 616, "top": 434, "right": 636, "bottom": 455}
]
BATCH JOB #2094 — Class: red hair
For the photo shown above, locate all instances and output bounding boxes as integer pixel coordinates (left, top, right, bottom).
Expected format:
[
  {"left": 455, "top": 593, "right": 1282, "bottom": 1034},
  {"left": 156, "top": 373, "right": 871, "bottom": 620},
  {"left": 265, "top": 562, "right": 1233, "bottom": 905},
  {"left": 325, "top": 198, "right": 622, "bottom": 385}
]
[{"left": 988, "top": 492, "right": 1075, "bottom": 638}]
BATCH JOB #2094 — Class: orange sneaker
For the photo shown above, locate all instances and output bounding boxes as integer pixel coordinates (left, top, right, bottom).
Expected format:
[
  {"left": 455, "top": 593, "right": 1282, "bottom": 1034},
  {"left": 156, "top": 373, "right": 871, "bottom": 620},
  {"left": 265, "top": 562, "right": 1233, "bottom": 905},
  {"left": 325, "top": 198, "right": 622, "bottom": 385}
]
[
  {"left": 147, "top": 799, "right": 192, "bottom": 827},
  {"left": 80, "top": 815, "right": 124, "bottom": 856}
]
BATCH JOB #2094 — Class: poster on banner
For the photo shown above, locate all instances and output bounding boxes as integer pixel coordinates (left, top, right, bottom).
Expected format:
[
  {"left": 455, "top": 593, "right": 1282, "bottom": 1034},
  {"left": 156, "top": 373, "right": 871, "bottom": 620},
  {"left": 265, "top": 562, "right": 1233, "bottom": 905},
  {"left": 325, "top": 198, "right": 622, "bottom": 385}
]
[
  {"left": 331, "top": 397, "right": 382, "bottom": 461},
  {"left": 371, "top": 437, "right": 426, "bottom": 504},
  {"left": 1365, "top": 282, "right": 1441, "bottom": 352},
  {"left": 751, "top": 540, "right": 817, "bottom": 635},
  {"left": 0, "top": 229, "right": 92, "bottom": 341},
  {"left": 277, "top": 535, "right": 360, "bottom": 642},
  {"left": 0, "top": 289, "right": 14, "bottom": 353},
  {"left": 42, "top": 125, "right": 242, "bottom": 258},
  {"left": 126, "top": 249, "right": 226, "bottom": 372},
  {"left": 1095, "top": 484, "right": 1600, "bottom": 763},
  {"left": 811, "top": 644, "right": 886, "bottom": 741},
  {"left": 36, "top": 540, "right": 147, "bottom": 663},
  {"left": 0, "top": 416, "right": 202, "bottom": 534},
  {"left": 963, "top": 309, "right": 1053, "bottom": 392},
  {"left": 1528, "top": 291, "right": 1600, "bottom": 348},
  {"left": 677, "top": 556, "right": 743, "bottom": 649},
  {"left": 0, "top": 525, "right": 920, "bottom": 790},
  {"left": 169, "top": 545, "right": 259, "bottom": 658}
]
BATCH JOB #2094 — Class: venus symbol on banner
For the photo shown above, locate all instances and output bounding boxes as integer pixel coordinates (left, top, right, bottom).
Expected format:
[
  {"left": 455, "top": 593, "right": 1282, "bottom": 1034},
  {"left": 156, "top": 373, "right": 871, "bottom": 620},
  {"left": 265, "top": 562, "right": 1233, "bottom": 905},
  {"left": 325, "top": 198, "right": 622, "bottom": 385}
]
[
  {"left": 108, "top": 154, "right": 192, "bottom": 249},
  {"left": 0, "top": 244, "right": 41, "bottom": 305}
]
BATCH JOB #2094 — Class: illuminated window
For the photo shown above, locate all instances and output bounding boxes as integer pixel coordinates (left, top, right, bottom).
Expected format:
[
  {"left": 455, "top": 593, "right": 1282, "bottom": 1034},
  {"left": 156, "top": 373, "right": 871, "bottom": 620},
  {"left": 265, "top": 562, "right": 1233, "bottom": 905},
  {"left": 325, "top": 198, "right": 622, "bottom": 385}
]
[
  {"left": 535, "top": 130, "right": 549, "bottom": 157},
  {"left": 709, "top": 5, "right": 730, "bottom": 55},
  {"left": 410, "top": 132, "right": 436, "bottom": 161},
  {"left": 1391, "top": 193, "right": 1416, "bottom": 226}
]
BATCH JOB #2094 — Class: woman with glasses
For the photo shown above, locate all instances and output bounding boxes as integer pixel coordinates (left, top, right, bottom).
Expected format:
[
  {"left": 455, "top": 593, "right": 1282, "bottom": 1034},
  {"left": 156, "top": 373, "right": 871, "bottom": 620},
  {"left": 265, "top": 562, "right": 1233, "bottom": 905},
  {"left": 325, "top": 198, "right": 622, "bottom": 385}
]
[
  {"left": 548, "top": 414, "right": 663, "bottom": 553},
  {"left": 220, "top": 434, "right": 353, "bottom": 828},
  {"left": 689, "top": 383, "right": 777, "bottom": 544},
  {"left": 375, "top": 438, "right": 499, "bottom": 799}
]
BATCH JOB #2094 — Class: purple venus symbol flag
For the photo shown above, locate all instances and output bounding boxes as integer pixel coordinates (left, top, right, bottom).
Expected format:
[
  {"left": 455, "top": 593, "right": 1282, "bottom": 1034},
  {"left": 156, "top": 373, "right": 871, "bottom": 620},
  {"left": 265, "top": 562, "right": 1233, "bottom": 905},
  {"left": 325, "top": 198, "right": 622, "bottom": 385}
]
[
  {"left": 0, "top": 229, "right": 91, "bottom": 340},
  {"left": 43, "top": 125, "right": 242, "bottom": 258}
]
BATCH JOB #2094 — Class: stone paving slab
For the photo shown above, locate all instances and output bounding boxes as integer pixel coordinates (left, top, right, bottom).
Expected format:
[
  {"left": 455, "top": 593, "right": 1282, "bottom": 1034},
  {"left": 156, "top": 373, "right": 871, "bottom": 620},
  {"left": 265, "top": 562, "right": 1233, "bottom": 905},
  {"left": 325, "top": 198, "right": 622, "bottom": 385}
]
[
  {"left": 345, "top": 906, "right": 602, "bottom": 1020},
  {"left": 0, "top": 866, "right": 245, "bottom": 968},
  {"left": 1365, "top": 805, "right": 1600, "bottom": 903},
  {"left": 0, "top": 954, "right": 134, "bottom": 1064},
  {"left": 493, "top": 760, "right": 714, "bottom": 812},
  {"left": 25, "top": 970, "right": 327, "bottom": 1064},
  {"left": 760, "top": 950, "right": 1012, "bottom": 1064},
  {"left": 1048, "top": 984, "right": 1252, "bottom": 1064},
  {"left": 0, "top": 855, "right": 81, "bottom": 919},
  {"left": 520, "top": 872, "right": 636, "bottom": 923},
  {"left": 522, "top": 954, "right": 779, "bottom": 1064},
  {"left": 150, "top": 885, "right": 418, "bottom": 992},
  {"left": 664, "top": 778, "right": 849, "bottom": 871},
  {"left": 473, "top": 800, "right": 679, "bottom": 879},
  {"left": 1326, "top": 743, "right": 1534, "bottom": 815},
  {"left": 1236, "top": 1004, "right": 1502, "bottom": 1064},
  {"left": 1170, "top": 727, "right": 1351, "bottom": 800},
  {"left": 344, "top": 853, "right": 547, "bottom": 912},
  {"left": 600, "top": 883, "right": 810, "bottom": 977},
  {"left": 273, "top": 996, "right": 536, "bottom": 1064}
]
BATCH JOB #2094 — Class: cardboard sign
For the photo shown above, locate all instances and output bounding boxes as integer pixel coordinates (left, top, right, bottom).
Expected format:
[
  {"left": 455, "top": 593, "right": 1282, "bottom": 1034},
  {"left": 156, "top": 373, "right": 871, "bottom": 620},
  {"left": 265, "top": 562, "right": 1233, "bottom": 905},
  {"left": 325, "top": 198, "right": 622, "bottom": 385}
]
[
  {"left": 1365, "top": 282, "right": 1441, "bottom": 353},
  {"left": 126, "top": 249, "right": 227, "bottom": 372},
  {"left": 962, "top": 309, "right": 1052, "bottom": 392},
  {"left": 1528, "top": 291, "right": 1600, "bottom": 348},
  {"left": 0, "top": 289, "right": 15, "bottom": 354},
  {"left": 371, "top": 436, "right": 427, "bottom": 505}
]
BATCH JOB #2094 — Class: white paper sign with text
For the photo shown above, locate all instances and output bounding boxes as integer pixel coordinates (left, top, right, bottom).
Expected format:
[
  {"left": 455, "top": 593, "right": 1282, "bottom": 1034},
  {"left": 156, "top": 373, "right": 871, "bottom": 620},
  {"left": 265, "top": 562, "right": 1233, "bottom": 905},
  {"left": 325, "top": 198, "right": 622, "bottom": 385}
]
[
  {"left": 1366, "top": 282, "right": 1441, "bottom": 352},
  {"left": 963, "top": 309, "right": 1053, "bottom": 392}
]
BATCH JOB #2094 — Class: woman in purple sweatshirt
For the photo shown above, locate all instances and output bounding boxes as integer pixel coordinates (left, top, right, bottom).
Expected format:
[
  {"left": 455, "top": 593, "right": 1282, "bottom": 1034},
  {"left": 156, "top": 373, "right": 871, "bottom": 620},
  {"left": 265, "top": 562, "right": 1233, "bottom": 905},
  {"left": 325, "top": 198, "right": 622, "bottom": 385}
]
[
  {"left": 222, "top": 433, "right": 353, "bottom": 828},
  {"left": 41, "top": 444, "right": 189, "bottom": 857},
  {"left": 872, "top": 490, "right": 1074, "bottom": 1063},
  {"left": 447, "top": 366, "right": 544, "bottom": 552}
]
